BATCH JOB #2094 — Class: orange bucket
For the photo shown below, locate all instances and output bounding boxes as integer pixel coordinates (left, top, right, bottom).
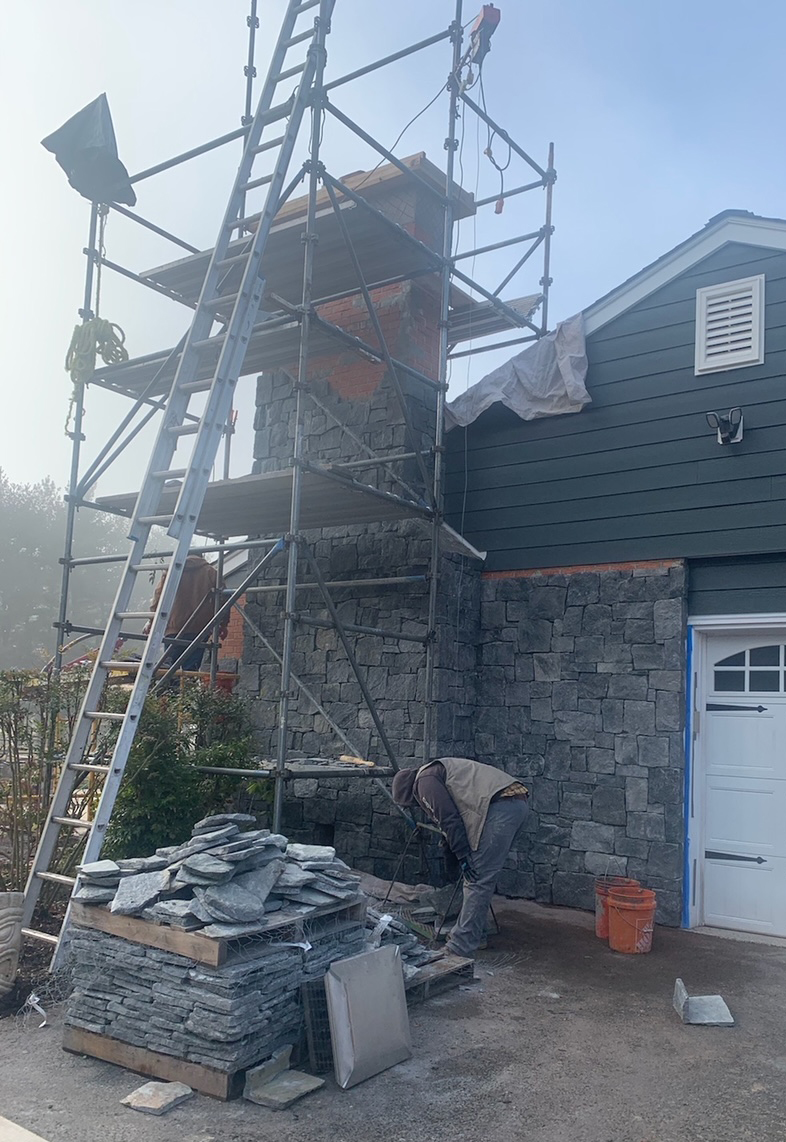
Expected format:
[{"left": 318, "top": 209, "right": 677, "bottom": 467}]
[
  {"left": 594, "top": 876, "right": 639, "bottom": 939},
  {"left": 607, "top": 887, "right": 657, "bottom": 954}
]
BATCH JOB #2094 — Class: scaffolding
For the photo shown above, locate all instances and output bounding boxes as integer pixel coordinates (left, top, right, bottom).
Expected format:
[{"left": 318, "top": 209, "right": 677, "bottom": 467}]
[{"left": 51, "top": 0, "right": 555, "bottom": 834}]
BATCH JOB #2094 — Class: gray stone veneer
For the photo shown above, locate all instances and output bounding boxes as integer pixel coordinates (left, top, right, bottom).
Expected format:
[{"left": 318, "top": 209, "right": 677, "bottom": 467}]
[
  {"left": 478, "top": 562, "right": 687, "bottom": 925},
  {"left": 243, "top": 559, "right": 688, "bottom": 923}
]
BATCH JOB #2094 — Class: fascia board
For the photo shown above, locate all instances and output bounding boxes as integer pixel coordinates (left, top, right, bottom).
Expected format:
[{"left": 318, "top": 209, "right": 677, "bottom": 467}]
[{"left": 584, "top": 217, "right": 786, "bottom": 336}]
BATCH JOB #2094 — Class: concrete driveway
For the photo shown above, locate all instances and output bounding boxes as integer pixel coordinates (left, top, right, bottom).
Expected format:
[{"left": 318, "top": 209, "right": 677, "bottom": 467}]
[{"left": 1, "top": 899, "right": 785, "bottom": 1142}]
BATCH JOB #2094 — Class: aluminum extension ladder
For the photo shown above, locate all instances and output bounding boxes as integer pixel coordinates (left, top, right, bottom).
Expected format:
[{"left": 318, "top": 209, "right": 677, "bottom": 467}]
[{"left": 22, "top": 0, "right": 335, "bottom": 966}]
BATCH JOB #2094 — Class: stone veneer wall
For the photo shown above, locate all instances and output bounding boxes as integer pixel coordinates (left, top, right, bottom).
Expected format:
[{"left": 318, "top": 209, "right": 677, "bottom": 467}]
[
  {"left": 475, "top": 560, "right": 688, "bottom": 925},
  {"left": 240, "top": 282, "right": 481, "bottom": 881},
  {"left": 241, "top": 540, "right": 481, "bottom": 883}
]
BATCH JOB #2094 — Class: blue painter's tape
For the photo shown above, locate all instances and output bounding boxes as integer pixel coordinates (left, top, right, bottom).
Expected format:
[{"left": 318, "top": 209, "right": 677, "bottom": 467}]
[{"left": 682, "top": 625, "right": 694, "bottom": 928}]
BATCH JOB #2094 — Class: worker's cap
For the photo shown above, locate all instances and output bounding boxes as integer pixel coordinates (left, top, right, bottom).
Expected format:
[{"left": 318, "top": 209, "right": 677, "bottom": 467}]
[{"left": 391, "top": 767, "right": 418, "bottom": 806}]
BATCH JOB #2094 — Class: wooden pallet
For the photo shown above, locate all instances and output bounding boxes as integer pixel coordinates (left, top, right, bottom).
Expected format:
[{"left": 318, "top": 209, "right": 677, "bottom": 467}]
[
  {"left": 63, "top": 1026, "right": 246, "bottom": 1100},
  {"left": 405, "top": 952, "right": 474, "bottom": 1004},
  {"left": 70, "top": 897, "right": 366, "bottom": 967}
]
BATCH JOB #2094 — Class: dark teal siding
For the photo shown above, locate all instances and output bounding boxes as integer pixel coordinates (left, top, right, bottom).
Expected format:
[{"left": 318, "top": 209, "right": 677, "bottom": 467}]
[
  {"left": 445, "top": 243, "right": 786, "bottom": 572},
  {"left": 689, "top": 555, "right": 786, "bottom": 615}
]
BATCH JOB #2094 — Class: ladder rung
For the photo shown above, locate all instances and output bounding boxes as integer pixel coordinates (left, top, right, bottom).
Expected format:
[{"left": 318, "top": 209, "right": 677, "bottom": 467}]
[
  {"left": 36, "top": 871, "right": 77, "bottom": 887},
  {"left": 22, "top": 928, "right": 59, "bottom": 947},
  {"left": 85, "top": 711, "right": 125, "bottom": 722},
  {"left": 293, "top": 0, "right": 320, "bottom": 13},
  {"left": 152, "top": 468, "right": 186, "bottom": 480},
  {"left": 100, "top": 660, "right": 141, "bottom": 671},
  {"left": 69, "top": 763, "right": 111, "bottom": 774},
  {"left": 116, "top": 611, "right": 155, "bottom": 620},
  {"left": 240, "top": 173, "right": 274, "bottom": 193},
  {"left": 250, "top": 134, "right": 286, "bottom": 156},
  {"left": 283, "top": 27, "right": 315, "bottom": 48},
  {"left": 52, "top": 815, "right": 91, "bottom": 830},
  {"left": 179, "top": 379, "right": 213, "bottom": 395},
  {"left": 229, "top": 214, "right": 266, "bottom": 232},
  {"left": 137, "top": 514, "right": 174, "bottom": 526},
  {"left": 217, "top": 252, "right": 250, "bottom": 269},
  {"left": 274, "top": 61, "right": 307, "bottom": 83},
  {"left": 193, "top": 331, "right": 227, "bottom": 350},
  {"left": 169, "top": 422, "right": 200, "bottom": 436},
  {"left": 204, "top": 292, "right": 239, "bottom": 311}
]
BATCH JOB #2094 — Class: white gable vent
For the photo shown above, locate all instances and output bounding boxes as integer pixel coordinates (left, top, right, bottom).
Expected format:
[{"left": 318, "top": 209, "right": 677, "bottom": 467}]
[{"left": 695, "top": 274, "right": 765, "bottom": 375}]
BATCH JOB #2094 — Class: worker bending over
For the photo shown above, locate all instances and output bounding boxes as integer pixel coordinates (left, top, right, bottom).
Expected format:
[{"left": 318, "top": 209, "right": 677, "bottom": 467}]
[
  {"left": 392, "top": 757, "right": 528, "bottom": 959},
  {"left": 146, "top": 554, "right": 227, "bottom": 673}
]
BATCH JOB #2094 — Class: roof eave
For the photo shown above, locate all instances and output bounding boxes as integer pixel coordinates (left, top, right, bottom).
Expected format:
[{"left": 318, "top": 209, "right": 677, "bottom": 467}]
[{"left": 583, "top": 214, "right": 786, "bottom": 336}]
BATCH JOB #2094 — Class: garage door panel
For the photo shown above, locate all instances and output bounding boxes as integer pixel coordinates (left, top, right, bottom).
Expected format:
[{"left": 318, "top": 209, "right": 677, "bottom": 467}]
[
  {"left": 704, "top": 857, "right": 786, "bottom": 935},
  {"left": 704, "top": 779, "right": 782, "bottom": 858},
  {"left": 705, "top": 712, "right": 777, "bottom": 778}
]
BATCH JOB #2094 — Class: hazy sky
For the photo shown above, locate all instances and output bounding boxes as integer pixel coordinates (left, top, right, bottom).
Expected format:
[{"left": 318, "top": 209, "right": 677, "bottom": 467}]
[{"left": 2, "top": 0, "right": 785, "bottom": 497}]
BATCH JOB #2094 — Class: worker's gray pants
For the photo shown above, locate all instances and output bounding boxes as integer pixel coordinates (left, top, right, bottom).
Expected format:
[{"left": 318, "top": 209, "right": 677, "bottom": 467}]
[{"left": 445, "top": 797, "right": 529, "bottom": 959}]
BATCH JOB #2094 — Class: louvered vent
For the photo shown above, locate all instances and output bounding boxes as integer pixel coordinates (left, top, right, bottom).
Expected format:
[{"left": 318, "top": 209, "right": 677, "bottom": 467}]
[{"left": 695, "top": 275, "right": 765, "bottom": 374}]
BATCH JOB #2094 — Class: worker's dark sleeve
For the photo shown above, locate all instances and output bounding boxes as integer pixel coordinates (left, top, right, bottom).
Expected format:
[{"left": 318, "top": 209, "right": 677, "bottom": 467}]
[{"left": 414, "top": 766, "right": 471, "bottom": 861}]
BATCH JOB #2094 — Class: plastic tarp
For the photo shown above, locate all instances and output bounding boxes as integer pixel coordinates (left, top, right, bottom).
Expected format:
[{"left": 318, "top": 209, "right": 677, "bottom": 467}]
[
  {"left": 41, "top": 93, "right": 136, "bottom": 206},
  {"left": 445, "top": 312, "right": 590, "bottom": 430}
]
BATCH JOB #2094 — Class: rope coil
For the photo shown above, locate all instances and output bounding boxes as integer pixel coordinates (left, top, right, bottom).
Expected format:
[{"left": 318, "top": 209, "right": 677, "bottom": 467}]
[{"left": 63, "top": 317, "right": 128, "bottom": 432}]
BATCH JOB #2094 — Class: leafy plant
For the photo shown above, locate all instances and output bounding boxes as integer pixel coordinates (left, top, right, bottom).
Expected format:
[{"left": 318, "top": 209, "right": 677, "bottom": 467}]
[
  {"left": 0, "top": 667, "right": 91, "bottom": 893},
  {"left": 102, "top": 682, "right": 262, "bottom": 859}
]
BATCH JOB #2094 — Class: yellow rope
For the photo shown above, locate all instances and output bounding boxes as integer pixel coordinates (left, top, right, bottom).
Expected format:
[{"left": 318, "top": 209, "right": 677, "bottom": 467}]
[{"left": 64, "top": 317, "right": 128, "bottom": 432}]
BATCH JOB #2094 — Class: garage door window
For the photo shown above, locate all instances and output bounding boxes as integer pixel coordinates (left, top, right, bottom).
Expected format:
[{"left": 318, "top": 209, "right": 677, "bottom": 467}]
[{"left": 714, "top": 645, "right": 783, "bottom": 693}]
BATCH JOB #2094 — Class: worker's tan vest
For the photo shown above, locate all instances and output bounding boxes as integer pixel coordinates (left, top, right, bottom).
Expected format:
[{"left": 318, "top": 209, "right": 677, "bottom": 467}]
[{"left": 416, "top": 756, "right": 514, "bottom": 852}]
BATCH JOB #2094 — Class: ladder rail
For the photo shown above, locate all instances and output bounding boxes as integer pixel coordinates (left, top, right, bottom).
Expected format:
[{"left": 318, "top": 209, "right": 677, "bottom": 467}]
[{"left": 22, "top": 0, "right": 335, "bottom": 960}]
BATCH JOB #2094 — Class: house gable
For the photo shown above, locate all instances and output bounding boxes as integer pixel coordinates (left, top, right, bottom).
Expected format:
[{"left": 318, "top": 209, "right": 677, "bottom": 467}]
[
  {"left": 584, "top": 211, "right": 786, "bottom": 336},
  {"left": 444, "top": 238, "right": 786, "bottom": 572}
]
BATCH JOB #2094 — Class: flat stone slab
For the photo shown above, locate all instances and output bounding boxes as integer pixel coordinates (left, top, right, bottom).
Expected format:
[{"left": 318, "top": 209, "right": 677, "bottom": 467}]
[
  {"left": 120, "top": 1080, "right": 194, "bottom": 1115},
  {"left": 115, "top": 855, "right": 169, "bottom": 874},
  {"left": 245, "top": 1070, "right": 324, "bottom": 1109},
  {"left": 78, "top": 859, "right": 120, "bottom": 878},
  {"left": 286, "top": 844, "right": 336, "bottom": 863},
  {"left": 243, "top": 1044, "right": 293, "bottom": 1102},
  {"left": 230, "top": 848, "right": 288, "bottom": 874},
  {"left": 192, "top": 813, "right": 258, "bottom": 834},
  {"left": 163, "top": 827, "right": 242, "bottom": 867},
  {"left": 198, "top": 882, "right": 268, "bottom": 924},
  {"left": 73, "top": 884, "right": 117, "bottom": 904},
  {"left": 143, "top": 899, "right": 206, "bottom": 929},
  {"left": 179, "top": 853, "right": 235, "bottom": 881},
  {"left": 275, "top": 864, "right": 317, "bottom": 889},
  {"left": 110, "top": 869, "right": 172, "bottom": 915},
  {"left": 673, "top": 978, "right": 735, "bottom": 1026},
  {"left": 234, "top": 859, "right": 285, "bottom": 903},
  {"left": 188, "top": 896, "right": 215, "bottom": 923},
  {"left": 287, "top": 887, "right": 338, "bottom": 906},
  {"left": 200, "top": 920, "right": 271, "bottom": 939}
]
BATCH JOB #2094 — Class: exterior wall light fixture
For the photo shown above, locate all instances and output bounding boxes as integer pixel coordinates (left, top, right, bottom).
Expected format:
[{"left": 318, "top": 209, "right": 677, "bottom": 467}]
[{"left": 706, "top": 407, "right": 743, "bottom": 445}]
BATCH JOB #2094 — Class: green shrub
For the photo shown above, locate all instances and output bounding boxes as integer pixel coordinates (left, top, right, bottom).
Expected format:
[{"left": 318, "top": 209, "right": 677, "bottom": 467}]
[{"left": 103, "top": 682, "right": 262, "bottom": 859}]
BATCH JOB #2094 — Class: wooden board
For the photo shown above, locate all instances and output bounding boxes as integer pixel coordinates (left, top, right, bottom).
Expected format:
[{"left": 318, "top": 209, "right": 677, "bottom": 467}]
[
  {"left": 62, "top": 1026, "right": 243, "bottom": 1100},
  {"left": 70, "top": 902, "right": 226, "bottom": 967},
  {"left": 71, "top": 897, "right": 366, "bottom": 967},
  {"left": 405, "top": 952, "right": 474, "bottom": 1005}
]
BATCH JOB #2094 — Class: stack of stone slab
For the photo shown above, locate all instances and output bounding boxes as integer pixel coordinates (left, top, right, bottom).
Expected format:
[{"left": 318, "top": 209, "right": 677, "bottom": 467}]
[
  {"left": 74, "top": 815, "right": 361, "bottom": 936},
  {"left": 64, "top": 819, "right": 369, "bottom": 1085},
  {"left": 65, "top": 928, "right": 304, "bottom": 1071},
  {"left": 65, "top": 910, "right": 366, "bottom": 1073}
]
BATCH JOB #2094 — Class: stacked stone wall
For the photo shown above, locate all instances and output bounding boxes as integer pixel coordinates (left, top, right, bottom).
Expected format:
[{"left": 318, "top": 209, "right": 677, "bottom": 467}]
[{"left": 474, "top": 560, "right": 687, "bottom": 925}]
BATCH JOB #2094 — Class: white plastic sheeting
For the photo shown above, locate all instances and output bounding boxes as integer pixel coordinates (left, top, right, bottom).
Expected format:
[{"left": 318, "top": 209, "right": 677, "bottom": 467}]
[{"left": 445, "top": 312, "right": 590, "bottom": 430}]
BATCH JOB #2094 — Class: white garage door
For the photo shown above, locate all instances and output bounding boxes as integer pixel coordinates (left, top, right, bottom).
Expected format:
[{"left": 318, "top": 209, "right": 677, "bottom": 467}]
[{"left": 701, "top": 633, "right": 786, "bottom": 936}]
